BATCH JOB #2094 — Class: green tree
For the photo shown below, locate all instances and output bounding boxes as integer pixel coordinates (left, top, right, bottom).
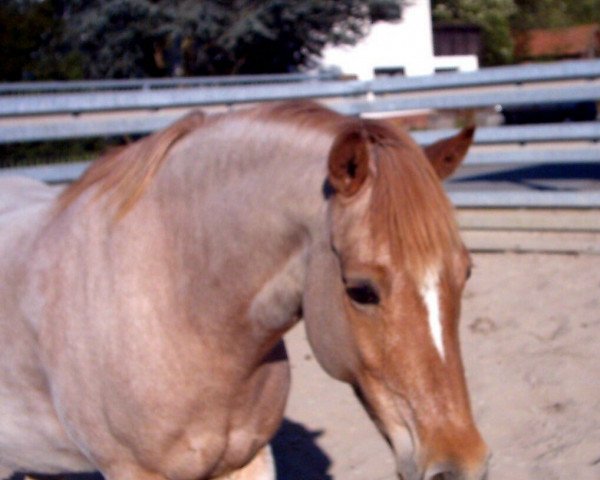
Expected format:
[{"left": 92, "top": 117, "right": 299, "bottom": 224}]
[
  {"left": 433, "top": 0, "right": 600, "bottom": 66},
  {"left": 0, "top": 0, "right": 85, "bottom": 81},
  {"left": 512, "top": 0, "right": 600, "bottom": 30},
  {"left": 3, "top": 0, "right": 403, "bottom": 80},
  {"left": 432, "top": 0, "right": 517, "bottom": 66}
]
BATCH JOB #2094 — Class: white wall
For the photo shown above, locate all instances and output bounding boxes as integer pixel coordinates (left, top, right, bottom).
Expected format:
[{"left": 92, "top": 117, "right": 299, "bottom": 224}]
[
  {"left": 321, "top": 0, "right": 477, "bottom": 79},
  {"left": 433, "top": 55, "right": 479, "bottom": 73}
]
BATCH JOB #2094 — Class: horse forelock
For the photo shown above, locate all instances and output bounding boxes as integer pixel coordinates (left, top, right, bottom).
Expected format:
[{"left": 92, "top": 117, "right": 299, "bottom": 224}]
[
  {"left": 248, "top": 103, "right": 462, "bottom": 280},
  {"left": 363, "top": 121, "right": 462, "bottom": 281},
  {"left": 57, "top": 110, "right": 206, "bottom": 220}
]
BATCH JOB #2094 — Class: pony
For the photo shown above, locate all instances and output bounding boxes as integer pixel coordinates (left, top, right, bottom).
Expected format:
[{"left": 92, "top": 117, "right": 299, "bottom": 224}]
[{"left": 0, "top": 101, "right": 488, "bottom": 480}]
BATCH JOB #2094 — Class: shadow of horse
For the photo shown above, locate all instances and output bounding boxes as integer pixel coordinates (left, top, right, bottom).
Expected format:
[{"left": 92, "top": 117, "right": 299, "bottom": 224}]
[
  {"left": 9, "top": 419, "right": 332, "bottom": 480},
  {"left": 272, "top": 419, "right": 332, "bottom": 480}
]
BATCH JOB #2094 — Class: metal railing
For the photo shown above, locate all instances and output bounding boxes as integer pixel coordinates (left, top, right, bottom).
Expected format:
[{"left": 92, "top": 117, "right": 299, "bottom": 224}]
[
  {"left": 0, "top": 70, "right": 342, "bottom": 95},
  {"left": 0, "top": 59, "right": 599, "bottom": 208}
]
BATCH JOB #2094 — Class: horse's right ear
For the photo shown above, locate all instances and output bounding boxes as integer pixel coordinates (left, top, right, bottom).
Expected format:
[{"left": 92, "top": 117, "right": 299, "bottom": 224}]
[
  {"left": 424, "top": 126, "right": 475, "bottom": 180},
  {"left": 327, "top": 129, "right": 371, "bottom": 197}
]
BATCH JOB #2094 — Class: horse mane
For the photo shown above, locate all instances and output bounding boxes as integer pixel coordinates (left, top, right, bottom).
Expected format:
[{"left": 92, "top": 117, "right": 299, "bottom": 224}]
[
  {"left": 58, "top": 101, "right": 344, "bottom": 221},
  {"left": 360, "top": 120, "right": 462, "bottom": 278},
  {"left": 58, "top": 110, "right": 205, "bottom": 220},
  {"left": 247, "top": 100, "right": 349, "bottom": 135}
]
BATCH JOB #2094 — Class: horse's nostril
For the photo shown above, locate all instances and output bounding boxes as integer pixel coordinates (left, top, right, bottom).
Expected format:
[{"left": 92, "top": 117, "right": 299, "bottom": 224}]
[
  {"left": 424, "top": 464, "right": 489, "bottom": 480},
  {"left": 424, "top": 465, "right": 458, "bottom": 480}
]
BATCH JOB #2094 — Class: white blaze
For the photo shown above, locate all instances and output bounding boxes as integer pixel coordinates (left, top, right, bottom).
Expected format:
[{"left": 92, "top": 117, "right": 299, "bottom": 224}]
[{"left": 421, "top": 270, "right": 445, "bottom": 360}]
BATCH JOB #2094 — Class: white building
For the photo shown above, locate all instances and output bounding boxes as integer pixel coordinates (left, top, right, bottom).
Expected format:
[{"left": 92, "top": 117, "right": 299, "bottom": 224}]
[{"left": 320, "top": 0, "right": 478, "bottom": 80}]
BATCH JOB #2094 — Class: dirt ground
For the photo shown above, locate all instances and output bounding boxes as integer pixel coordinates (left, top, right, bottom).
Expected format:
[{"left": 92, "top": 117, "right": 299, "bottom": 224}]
[{"left": 275, "top": 252, "right": 600, "bottom": 480}]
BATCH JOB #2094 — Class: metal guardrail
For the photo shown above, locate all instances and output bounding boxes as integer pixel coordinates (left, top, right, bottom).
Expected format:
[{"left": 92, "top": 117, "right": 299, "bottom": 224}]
[
  {"left": 0, "top": 80, "right": 368, "bottom": 117},
  {"left": 465, "top": 147, "right": 600, "bottom": 165},
  {"left": 2, "top": 77, "right": 599, "bottom": 119},
  {"left": 0, "top": 63, "right": 597, "bottom": 119},
  {"left": 0, "top": 115, "right": 178, "bottom": 143},
  {"left": 0, "top": 59, "right": 598, "bottom": 208},
  {"left": 3, "top": 58, "right": 597, "bottom": 96},
  {"left": 0, "top": 71, "right": 341, "bottom": 95},
  {"left": 339, "top": 84, "right": 600, "bottom": 116},
  {"left": 369, "top": 59, "right": 600, "bottom": 94},
  {"left": 449, "top": 191, "right": 600, "bottom": 208},
  {"left": 411, "top": 122, "right": 600, "bottom": 145}
]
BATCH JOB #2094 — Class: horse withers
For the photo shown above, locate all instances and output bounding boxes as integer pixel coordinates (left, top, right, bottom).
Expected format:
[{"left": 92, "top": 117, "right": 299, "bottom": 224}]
[{"left": 0, "top": 101, "right": 488, "bottom": 480}]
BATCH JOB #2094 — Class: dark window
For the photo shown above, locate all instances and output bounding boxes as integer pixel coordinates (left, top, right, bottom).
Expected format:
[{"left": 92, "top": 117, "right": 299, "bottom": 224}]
[
  {"left": 433, "top": 24, "right": 482, "bottom": 57},
  {"left": 374, "top": 66, "right": 405, "bottom": 78},
  {"left": 369, "top": 2, "right": 402, "bottom": 22},
  {"left": 434, "top": 67, "right": 459, "bottom": 74}
]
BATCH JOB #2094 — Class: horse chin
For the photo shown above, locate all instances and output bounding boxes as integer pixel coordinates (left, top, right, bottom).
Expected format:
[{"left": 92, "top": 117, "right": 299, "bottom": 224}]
[
  {"left": 395, "top": 461, "right": 420, "bottom": 480},
  {"left": 390, "top": 427, "right": 421, "bottom": 480},
  {"left": 352, "top": 384, "right": 423, "bottom": 479}
]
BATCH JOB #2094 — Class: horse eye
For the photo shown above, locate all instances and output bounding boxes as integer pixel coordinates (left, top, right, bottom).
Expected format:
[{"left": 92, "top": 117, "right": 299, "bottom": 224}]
[{"left": 345, "top": 282, "right": 380, "bottom": 305}]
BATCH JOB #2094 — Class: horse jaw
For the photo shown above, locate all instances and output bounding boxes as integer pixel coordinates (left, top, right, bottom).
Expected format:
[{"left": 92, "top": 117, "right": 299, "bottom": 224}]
[{"left": 302, "top": 235, "right": 359, "bottom": 383}]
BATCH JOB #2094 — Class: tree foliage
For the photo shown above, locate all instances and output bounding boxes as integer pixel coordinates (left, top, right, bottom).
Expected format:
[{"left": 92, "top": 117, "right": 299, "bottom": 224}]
[
  {"left": 512, "top": 0, "right": 600, "bottom": 30},
  {"left": 0, "top": 0, "right": 402, "bottom": 80},
  {"left": 0, "top": 0, "right": 79, "bottom": 81},
  {"left": 432, "top": 0, "right": 517, "bottom": 66},
  {"left": 433, "top": 0, "right": 600, "bottom": 66}
]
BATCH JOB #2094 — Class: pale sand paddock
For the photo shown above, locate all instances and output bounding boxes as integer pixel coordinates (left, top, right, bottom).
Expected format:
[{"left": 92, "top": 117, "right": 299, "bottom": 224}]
[{"left": 276, "top": 252, "right": 600, "bottom": 480}]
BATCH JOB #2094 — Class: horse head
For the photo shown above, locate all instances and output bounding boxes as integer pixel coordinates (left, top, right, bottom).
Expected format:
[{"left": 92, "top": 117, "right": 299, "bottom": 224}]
[{"left": 303, "top": 122, "right": 489, "bottom": 480}]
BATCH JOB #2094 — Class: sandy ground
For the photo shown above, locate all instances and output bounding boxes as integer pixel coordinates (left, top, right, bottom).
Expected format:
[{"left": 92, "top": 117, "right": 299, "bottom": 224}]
[
  {"left": 9, "top": 252, "right": 600, "bottom": 480},
  {"left": 275, "top": 252, "right": 600, "bottom": 480}
]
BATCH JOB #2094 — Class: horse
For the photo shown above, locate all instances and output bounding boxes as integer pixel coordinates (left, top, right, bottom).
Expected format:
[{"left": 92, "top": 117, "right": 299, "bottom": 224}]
[{"left": 0, "top": 100, "right": 489, "bottom": 480}]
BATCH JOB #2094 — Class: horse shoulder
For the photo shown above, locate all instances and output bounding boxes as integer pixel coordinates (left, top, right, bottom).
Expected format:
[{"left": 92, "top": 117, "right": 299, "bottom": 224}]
[{"left": 0, "top": 180, "right": 93, "bottom": 475}]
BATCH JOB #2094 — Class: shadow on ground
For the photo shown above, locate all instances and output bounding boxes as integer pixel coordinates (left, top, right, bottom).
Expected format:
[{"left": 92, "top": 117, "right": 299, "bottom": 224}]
[
  {"left": 272, "top": 418, "right": 332, "bottom": 480},
  {"left": 8, "top": 418, "right": 331, "bottom": 480}
]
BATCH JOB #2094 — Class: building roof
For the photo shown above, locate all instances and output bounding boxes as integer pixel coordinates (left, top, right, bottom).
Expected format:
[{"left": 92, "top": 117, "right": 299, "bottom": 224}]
[{"left": 514, "top": 24, "right": 600, "bottom": 60}]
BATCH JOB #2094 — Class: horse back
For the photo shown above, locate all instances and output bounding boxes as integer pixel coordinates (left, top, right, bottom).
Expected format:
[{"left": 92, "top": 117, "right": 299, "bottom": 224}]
[{"left": 0, "top": 176, "right": 60, "bottom": 213}]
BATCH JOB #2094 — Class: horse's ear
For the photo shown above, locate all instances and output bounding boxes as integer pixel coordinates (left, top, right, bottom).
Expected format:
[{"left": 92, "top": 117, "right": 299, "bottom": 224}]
[
  {"left": 424, "top": 126, "right": 475, "bottom": 179},
  {"left": 327, "top": 129, "right": 371, "bottom": 197}
]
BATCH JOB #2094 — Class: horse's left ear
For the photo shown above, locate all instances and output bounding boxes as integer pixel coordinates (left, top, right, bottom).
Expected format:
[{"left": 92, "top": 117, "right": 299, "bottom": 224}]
[
  {"left": 424, "top": 126, "right": 475, "bottom": 179},
  {"left": 327, "top": 128, "right": 371, "bottom": 197}
]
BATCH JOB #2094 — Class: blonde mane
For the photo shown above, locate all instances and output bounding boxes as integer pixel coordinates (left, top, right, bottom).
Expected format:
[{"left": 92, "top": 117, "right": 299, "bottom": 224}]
[
  {"left": 248, "top": 100, "right": 351, "bottom": 135},
  {"left": 356, "top": 120, "right": 462, "bottom": 278},
  {"left": 58, "top": 110, "right": 205, "bottom": 219}
]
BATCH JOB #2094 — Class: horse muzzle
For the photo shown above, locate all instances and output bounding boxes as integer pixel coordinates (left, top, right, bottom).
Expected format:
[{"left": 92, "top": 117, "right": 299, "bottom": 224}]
[
  {"left": 392, "top": 427, "right": 490, "bottom": 480},
  {"left": 397, "top": 460, "right": 490, "bottom": 480},
  {"left": 420, "top": 455, "right": 491, "bottom": 480}
]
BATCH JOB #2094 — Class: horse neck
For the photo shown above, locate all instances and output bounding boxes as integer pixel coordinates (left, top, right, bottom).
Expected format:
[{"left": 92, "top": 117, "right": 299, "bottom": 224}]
[{"left": 143, "top": 116, "right": 333, "bottom": 358}]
